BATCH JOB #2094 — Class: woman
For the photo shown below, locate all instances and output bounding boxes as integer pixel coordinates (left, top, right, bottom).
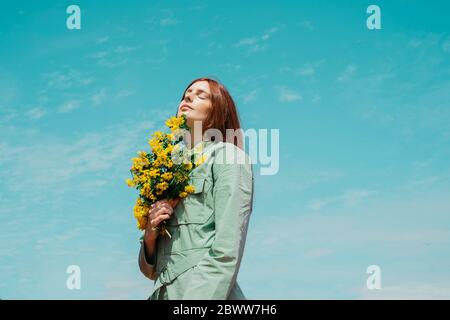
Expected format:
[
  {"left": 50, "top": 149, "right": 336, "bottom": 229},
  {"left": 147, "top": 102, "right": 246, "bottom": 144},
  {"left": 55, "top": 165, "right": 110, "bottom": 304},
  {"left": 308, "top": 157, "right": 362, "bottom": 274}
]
[{"left": 138, "top": 77, "right": 254, "bottom": 300}]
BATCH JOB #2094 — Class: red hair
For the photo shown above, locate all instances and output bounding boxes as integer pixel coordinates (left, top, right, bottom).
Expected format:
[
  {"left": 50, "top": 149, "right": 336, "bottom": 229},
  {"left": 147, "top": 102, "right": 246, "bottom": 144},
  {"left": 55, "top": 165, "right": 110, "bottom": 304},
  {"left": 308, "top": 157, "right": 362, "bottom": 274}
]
[{"left": 177, "top": 77, "right": 243, "bottom": 148}]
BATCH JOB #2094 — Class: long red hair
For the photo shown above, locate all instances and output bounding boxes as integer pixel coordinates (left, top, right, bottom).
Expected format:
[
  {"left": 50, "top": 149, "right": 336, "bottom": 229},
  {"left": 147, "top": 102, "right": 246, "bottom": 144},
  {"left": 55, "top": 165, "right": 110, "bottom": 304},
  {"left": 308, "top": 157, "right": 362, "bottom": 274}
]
[{"left": 177, "top": 77, "right": 243, "bottom": 149}]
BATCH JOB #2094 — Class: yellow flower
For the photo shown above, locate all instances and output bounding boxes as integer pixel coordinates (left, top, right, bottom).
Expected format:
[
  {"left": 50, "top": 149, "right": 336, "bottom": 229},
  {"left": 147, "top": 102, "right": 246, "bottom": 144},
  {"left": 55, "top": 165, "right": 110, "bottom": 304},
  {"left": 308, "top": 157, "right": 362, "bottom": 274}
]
[
  {"left": 153, "top": 131, "right": 164, "bottom": 140},
  {"left": 126, "top": 178, "right": 135, "bottom": 187},
  {"left": 128, "top": 114, "right": 197, "bottom": 233},
  {"left": 156, "top": 181, "right": 169, "bottom": 192},
  {"left": 156, "top": 150, "right": 167, "bottom": 160},
  {"left": 138, "top": 151, "right": 148, "bottom": 158},
  {"left": 161, "top": 172, "right": 173, "bottom": 181},
  {"left": 165, "top": 116, "right": 185, "bottom": 131},
  {"left": 140, "top": 183, "right": 155, "bottom": 199},
  {"left": 145, "top": 169, "right": 159, "bottom": 179},
  {"left": 174, "top": 172, "right": 185, "bottom": 183},
  {"left": 136, "top": 216, "right": 147, "bottom": 230},
  {"left": 183, "top": 162, "right": 193, "bottom": 170},
  {"left": 149, "top": 138, "right": 163, "bottom": 154},
  {"left": 133, "top": 198, "right": 150, "bottom": 230},
  {"left": 165, "top": 144, "right": 174, "bottom": 154},
  {"left": 131, "top": 152, "right": 150, "bottom": 171}
]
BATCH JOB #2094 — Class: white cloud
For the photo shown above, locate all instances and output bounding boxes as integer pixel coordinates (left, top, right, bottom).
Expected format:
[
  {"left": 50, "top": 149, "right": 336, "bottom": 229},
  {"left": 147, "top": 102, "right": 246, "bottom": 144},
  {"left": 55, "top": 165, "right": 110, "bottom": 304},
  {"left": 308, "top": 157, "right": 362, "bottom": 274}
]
[
  {"left": 147, "top": 10, "right": 179, "bottom": 27},
  {"left": 91, "top": 51, "right": 108, "bottom": 59},
  {"left": 218, "top": 63, "right": 241, "bottom": 73},
  {"left": 399, "top": 174, "right": 448, "bottom": 192},
  {"left": 96, "top": 36, "right": 110, "bottom": 45},
  {"left": 245, "top": 190, "right": 450, "bottom": 267},
  {"left": 80, "top": 78, "right": 95, "bottom": 85},
  {"left": 308, "top": 188, "right": 376, "bottom": 211},
  {"left": 408, "top": 39, "right": 422, "bottom": 48},
  {"left": 338, "top": 64, "right": 357, "bottom": 82},
  {"left": 0, "top": 106, "right": 18, "bottom": 124},
  {"left": 341, "top": 189, "right": 377, "bottom": 205},
  {"left": 235, "top": 37, "right": 258, "bottom": 47},
  {"left": 359, "top": 283, "right": 450, "bottom": 299},
  {"left": 361, "top": 105, "right": 394, "bottom": 125},
  {"left": 261, "top": 27, "right": 279, "bottom": 41},
  {"left": 234, "top": 26, "right": 280, "bottom": 55},
  {"left": 298, "top": 65, "right": 315, "bottom": 76},
  {"left": 299, "top": 21, "right": 314, "bottom": 30},
  {"left": 98, "top": 57, "right": 128, "bottom": 68},
  {"left": 199, "top": 27, "right": 219, "bottom": 38},
  {"left": 278, "top": 87, "right": 302, "bottom": 103},
  {"left": 115, "top": 46, "right": 138, "bottom": 54},
  {"left": 90, "top": 45, "right": 138, "bottom": 69},
  {"left": 58, "top": 99, "right": 80, "bottom": 113},
  {"left": 309, "top": 198, "right": 333, "bottom": 211},
  {"left": 408, "top": 33, "right": 441, "bottom": 50},
  {"left": 278, "top": 60, "right": 324, "bottom": 79},
  {"left": 242, "top": 89, "right": 259, "bottom": 104},
  {"left": 25, "top": 107, "right": 46, "bottom": 120},
  {"left": 91, "top": 89, "right": 107, "bottom": 106},
  {"left": 41, "top": 69, "right": 94, "bottom": 90},
  {"left": 0, "top": 117, "right": 160, "bottom": 209},
  {"left": 160, "top": 17, "right": 178, "bottom": 26},
  {"left": 115, "top": 90, "right": 136, "bottom": 99}
]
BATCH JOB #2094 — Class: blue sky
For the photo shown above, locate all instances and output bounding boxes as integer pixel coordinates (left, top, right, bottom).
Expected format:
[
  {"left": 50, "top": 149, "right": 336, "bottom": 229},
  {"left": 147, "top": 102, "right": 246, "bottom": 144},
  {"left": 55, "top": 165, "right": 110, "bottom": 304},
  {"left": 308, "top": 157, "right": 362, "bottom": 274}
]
[{"left": 1, "top": 0, "right": 450, "bottom": 299}]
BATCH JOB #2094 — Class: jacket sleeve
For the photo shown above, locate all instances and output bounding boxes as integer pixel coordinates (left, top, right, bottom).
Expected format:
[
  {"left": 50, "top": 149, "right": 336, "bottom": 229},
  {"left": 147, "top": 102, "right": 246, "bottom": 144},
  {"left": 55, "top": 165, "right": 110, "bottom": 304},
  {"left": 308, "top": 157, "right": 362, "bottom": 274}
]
[
  {"left": 138, "top": 233, "right": 157, "bottom": 280},
  {"left": 181, "top": 145, "right": 254, "bottom": 299}
]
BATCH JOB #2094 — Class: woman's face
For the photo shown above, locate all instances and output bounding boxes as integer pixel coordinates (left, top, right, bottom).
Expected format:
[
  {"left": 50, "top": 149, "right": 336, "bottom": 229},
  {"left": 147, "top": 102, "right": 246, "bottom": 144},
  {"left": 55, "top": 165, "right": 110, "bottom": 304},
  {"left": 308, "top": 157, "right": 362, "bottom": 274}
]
[{"left": 177, "top": 80, "right": 212, "bottom": 128}]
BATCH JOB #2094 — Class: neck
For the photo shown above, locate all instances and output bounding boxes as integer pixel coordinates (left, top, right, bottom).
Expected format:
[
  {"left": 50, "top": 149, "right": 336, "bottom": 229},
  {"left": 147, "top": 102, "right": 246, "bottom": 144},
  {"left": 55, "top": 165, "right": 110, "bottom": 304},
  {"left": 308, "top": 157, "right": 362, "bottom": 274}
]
[
  {"left": 184, "top": 130, "right": 204, "bottom": 149},
  {"left": 185, "top": 119, "right": 206, "bottom": 149}
]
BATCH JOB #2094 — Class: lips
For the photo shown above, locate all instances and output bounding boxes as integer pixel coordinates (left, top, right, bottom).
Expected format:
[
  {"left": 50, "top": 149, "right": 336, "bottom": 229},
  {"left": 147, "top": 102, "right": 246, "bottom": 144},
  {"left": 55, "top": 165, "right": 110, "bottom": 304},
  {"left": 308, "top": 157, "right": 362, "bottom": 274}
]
[{"left": 180, "top": 104, "right": 193, "bottom": 111}]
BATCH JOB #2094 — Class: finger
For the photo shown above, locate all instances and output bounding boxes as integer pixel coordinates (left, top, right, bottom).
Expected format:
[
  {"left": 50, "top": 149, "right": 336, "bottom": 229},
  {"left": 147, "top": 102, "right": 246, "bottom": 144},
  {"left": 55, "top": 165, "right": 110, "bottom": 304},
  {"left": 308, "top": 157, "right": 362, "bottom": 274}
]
[
  {"left": 148, "top": 207, "right": 169, "bottom": 222},
  {"left": 150, "top": 202, "right": 159, "bottom": 210},
  {"left": 149, "top": 214, "right": 168, "bottom": 228},
  {"left": 155, "top": 201, "right": 172, "bottom": 211},
  {"left": 155, "top": 207, "right": 173, "bottom": 218},
  {"left": 157, "top": 203, "right": 173, "bottom": 213},
  {"left": 148, "top": 206, "right": 160, "bottom": 220},
  {"left": 158, "top": 201, "right": 172, "bottom": 211},
  {"left": 160, "top": 199, "right": 171, "bottom": 206},
  {"left": 151, "top": 200, "right": 165, "bottom": 210},
  {"left": 151, "top": 214, "right": 171, "bottom": 226},
  {"left": 149, "top": 202, "right": 171, "bottom": 217}
]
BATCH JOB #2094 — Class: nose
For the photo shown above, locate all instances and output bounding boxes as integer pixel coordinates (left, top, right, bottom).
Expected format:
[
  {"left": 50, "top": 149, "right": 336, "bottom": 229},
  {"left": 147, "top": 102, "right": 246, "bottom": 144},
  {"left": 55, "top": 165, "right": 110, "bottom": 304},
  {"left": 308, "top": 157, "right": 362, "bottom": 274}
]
[{"left": 184, "top": 93, "right": 193, "bottom": 103}]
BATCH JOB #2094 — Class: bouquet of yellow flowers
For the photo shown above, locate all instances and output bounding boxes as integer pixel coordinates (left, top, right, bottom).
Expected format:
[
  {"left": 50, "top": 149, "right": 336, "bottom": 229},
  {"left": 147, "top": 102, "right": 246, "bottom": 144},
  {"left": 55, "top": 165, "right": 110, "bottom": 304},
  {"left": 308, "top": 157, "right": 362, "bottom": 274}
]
[{"left": 126, "top": 114, "right": 207, "bottom": 238}]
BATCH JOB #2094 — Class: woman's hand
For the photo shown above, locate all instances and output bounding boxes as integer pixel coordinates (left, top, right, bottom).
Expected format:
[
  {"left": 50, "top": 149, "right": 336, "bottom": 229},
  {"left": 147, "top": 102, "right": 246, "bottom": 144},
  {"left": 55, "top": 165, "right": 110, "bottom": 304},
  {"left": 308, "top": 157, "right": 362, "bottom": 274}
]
[{"left": 145, "top": 198, "right": 180, "bottom": 242}]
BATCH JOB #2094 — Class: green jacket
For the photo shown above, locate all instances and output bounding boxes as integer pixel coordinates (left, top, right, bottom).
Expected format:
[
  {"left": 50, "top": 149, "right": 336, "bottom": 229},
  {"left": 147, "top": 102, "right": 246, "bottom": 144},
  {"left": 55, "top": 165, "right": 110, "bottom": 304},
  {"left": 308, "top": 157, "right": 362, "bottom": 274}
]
[{"left": 138, "top": 140, "right": 254, "bottom": 300}]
